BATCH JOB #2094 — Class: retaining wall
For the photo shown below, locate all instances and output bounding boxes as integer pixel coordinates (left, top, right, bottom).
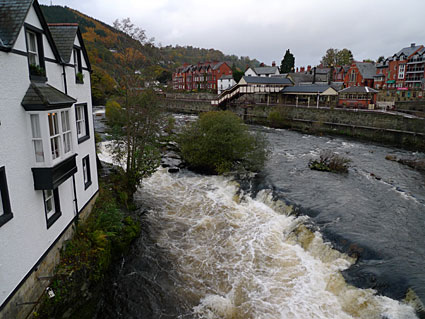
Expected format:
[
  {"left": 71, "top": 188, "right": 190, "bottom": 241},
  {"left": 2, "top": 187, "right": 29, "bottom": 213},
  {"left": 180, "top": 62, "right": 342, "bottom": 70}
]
[{"left": 160, "top": 98, "right": 425, "bottom": 152}]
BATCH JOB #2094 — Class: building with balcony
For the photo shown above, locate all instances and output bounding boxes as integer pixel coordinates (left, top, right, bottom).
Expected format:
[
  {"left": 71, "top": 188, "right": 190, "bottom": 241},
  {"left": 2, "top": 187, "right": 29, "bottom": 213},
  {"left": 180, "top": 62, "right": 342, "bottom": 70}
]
[
  {"left": 374, "top": 43, "right": 425, "bottom": 102},
  {"left": 0, "top": 1, "right": 98, "bottom": 317}
]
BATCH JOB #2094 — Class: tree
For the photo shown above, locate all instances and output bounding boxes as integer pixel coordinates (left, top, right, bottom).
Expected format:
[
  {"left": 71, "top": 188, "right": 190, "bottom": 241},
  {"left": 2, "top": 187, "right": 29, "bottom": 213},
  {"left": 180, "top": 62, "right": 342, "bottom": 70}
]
[
  {"left": 377, "top": 56, "right": 385, "bottom": 63},
  {"left": 321, "top": 48, "right": 353, "bottom": 67},
  {"left": 107, "top": 18, "right": 163, "bottom": 198},
  {"left": 336, "top": 48, "right": 353, "bottom": 66},
  {"left": 231, "top": 65, "right": 244, "bottom": 83},
  {"left": 280, "top": 49, "right": 295, "bottom": 73},
  {"left": 178, "top": 111, "right": 269, "bottom": 174}
]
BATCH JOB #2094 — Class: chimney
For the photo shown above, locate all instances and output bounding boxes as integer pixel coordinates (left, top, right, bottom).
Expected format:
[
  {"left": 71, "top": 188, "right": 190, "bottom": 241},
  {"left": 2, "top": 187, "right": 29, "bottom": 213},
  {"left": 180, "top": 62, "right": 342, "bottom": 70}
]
[
  {"left": 307, "top": 65, "right": 312, "bottom": 73},
  {"left": 411, "top": 43, "right": 416, "bottom": 48},
  {"left": 272, "top": 61, "right": 276, "bottom": 67},
  {"left": 260, "top": 62, "right": 265, "bottom": 67},
  {"left": 296, "top": 67, "right": 299, "bottom": 73},
  {"left": 300, "top": 67, "right": 305, "bottom": 72}
]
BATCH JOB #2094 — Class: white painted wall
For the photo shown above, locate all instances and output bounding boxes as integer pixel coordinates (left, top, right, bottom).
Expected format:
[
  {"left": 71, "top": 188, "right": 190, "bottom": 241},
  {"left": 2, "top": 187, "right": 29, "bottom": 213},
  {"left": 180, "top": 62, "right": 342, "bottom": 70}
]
[
  {"left": 0, "top": 3, "right": 98, "bottom": 308},
  {"left": 244, "top": 67, "right": 257, "bottom": 77},
  {"left": 217, "top": 78, "right": 236, "bottom": 94}
]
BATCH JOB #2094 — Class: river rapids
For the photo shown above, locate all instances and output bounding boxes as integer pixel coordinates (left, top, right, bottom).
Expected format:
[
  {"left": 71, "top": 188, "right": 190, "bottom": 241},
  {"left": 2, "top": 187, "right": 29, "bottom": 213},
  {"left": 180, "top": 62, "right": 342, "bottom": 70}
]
[
  {"left": 98, "top": 115, "right": 424, "bottom": 318},
  {"left": 100, "top": 167, "right": 418, "bottom": 319}
]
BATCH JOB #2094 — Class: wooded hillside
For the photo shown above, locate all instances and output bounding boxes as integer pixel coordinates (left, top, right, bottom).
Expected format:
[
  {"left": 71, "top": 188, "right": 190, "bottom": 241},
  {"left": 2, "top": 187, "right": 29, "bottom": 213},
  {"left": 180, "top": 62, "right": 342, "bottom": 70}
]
[{"left": 41, "top": 5, "right": 260, "bottom": 104}]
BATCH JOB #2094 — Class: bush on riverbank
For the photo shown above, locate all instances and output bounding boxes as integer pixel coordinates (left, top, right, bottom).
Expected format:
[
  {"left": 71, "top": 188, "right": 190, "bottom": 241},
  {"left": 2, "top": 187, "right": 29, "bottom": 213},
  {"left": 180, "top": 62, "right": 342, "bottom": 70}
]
[
  {"left": 178, "top": 111, "right": 269, "bottom": 174},
  {"left": 34, "top": 175, "right": 141, "bottom": 319},
  {"left": 309, "top": 150, "right": 351, "bottom": 173}
]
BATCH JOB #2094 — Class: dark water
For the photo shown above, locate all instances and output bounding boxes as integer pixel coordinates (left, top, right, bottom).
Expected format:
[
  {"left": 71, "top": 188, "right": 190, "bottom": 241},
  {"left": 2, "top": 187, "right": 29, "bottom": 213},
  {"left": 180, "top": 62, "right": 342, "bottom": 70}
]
[
  {"left": 257, "top": 127, "right": 425, "bottom": 307},
  {"left": 97, "top": 118, "right": 425, "bottom": 318}
]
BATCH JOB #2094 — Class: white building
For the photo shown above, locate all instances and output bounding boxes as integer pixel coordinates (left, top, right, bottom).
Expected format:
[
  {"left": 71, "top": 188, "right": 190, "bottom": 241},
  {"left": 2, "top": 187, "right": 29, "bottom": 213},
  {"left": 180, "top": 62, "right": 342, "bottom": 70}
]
[
  {"left": 0, "top": 1, "right": 99, "bottom": 317},
  {"left": 244, "top": 65, "right": 280, "bottom": 77},
  {"left": 217, "top": 74, "right": 236, "bottom": 94}
]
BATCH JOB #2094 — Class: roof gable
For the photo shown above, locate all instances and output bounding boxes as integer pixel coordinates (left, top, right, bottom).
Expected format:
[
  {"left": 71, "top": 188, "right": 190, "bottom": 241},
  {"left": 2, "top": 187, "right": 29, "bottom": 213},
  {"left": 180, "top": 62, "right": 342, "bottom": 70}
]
[
  {"left": 0, "top": 0, "right": 61, "bottom": 62},
  {"left": 355, "top": 62, "right": 376, "bottom": 79},
  {"left": 48, "top": 24, "right": 78, "bottom": 63},
  {"left": 0, "top": 0, "right": 32, "bottom": 50}
]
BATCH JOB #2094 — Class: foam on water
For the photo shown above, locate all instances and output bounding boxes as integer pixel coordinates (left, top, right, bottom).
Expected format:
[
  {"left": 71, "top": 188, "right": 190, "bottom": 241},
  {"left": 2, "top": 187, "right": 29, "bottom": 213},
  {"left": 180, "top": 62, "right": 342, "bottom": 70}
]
[{"left": 137, "top": 168, "right": 418, "bottom": 319}]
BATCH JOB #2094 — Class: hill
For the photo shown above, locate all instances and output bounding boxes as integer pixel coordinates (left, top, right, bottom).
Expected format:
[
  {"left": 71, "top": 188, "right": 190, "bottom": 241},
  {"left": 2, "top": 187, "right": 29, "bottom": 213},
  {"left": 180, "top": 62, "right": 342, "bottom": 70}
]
[{"left": 40, "top": 5, "right": 260, "bottom": 104}]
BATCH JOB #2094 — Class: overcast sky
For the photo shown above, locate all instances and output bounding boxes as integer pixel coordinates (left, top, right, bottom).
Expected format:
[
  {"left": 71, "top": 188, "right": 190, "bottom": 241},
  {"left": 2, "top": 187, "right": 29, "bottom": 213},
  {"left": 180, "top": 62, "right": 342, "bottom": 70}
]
[{"left": 39, "top": 0, "right": 425, "bottom": 67}]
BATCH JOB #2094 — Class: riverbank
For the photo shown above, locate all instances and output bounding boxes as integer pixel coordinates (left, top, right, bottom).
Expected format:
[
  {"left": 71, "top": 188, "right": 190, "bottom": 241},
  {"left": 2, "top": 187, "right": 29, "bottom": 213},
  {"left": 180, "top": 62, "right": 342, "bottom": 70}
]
[
  {"left": 159, "top": 97, "right": 425, "bottom": 152},
  {"left": 33, "top": 170, "right": 141, "bottom": 319}
]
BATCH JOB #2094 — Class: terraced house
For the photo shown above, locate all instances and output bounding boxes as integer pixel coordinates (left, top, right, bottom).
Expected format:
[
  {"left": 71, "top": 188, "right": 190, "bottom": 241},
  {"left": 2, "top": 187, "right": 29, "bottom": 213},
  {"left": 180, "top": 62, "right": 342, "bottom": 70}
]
[
  {"left": 172, "top": 61, "right": 232, "bottom": 92},
  {"left": 0, "top": 1, "right": 98, "bottom": 317}
]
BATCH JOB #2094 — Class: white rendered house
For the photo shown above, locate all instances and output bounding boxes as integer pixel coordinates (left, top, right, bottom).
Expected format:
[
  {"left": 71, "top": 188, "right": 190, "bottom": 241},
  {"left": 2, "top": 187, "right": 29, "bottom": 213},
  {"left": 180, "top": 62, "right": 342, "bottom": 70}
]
[
  {"left": 244, "top": 66, "right": 280, "bottom": 77},
  {"left": 0, "top": 1, "right": 99, "bottom": 317},
  {"left": 217, "top": 75, "right": 236, "bottom": 94}
]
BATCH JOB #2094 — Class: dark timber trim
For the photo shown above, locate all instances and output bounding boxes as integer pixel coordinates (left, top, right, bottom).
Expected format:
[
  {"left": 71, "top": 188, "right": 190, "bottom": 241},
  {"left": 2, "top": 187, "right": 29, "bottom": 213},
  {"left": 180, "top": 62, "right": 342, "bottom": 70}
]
[
  {"left": 0, "top": 166, "right": 14, "bottom": 228},
  {"left": 32, "top": 154, "right": 78, "bottom": 190}
]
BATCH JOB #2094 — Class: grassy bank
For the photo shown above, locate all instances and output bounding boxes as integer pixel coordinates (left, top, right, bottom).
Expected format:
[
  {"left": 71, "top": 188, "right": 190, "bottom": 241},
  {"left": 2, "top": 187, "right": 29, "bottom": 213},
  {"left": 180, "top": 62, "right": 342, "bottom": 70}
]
[{"left": 33, "top": 173, "right": 141, "bottom": 319}]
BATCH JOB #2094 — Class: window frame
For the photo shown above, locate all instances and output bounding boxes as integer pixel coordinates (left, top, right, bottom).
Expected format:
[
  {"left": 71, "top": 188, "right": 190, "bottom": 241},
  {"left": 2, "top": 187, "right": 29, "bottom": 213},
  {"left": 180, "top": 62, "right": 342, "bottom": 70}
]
[
  {"left": 82, "top": 155, "right": 92, "bottom": 190},
  {"left": 73, "top": 46, "right": 84, "bottom": 84},
  {"left": 24, "top": 24, "right": 46, "bottom": 81},
  {"left": 43, "top": 188, "right": 61, "bottom": 229},
  {"left": 75, "top": 103, "right": 90, "bottom": 144},
  {"left": 0, "top": 167, "right": 13, "bottom": 227}
]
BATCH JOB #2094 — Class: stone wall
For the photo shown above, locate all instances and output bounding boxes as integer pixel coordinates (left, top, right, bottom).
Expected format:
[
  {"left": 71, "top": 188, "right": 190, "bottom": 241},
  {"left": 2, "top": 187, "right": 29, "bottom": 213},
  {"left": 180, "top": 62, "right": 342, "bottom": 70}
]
[
  {"left": 164, "top": 92, "right": 217, "bottom": 101},
  {"left": 160, "top": 98, "right": 425, "bottom": 151}
]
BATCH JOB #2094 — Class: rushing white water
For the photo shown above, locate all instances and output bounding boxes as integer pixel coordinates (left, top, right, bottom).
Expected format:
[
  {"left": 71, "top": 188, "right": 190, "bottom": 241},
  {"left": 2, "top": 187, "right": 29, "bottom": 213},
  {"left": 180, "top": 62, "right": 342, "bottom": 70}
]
[{"left": 135, "top": 168, "right": 418, "bottom": 319}]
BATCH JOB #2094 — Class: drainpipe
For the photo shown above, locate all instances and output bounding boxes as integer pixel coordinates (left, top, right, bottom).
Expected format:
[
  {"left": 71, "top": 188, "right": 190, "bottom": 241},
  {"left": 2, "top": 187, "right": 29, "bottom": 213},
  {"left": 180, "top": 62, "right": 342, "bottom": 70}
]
[
  {"left": 313, "top": 67, "right": 316, "bottom": 84},
  {"left": 62, "top": 63, "right": 68, "bottom": 95}
]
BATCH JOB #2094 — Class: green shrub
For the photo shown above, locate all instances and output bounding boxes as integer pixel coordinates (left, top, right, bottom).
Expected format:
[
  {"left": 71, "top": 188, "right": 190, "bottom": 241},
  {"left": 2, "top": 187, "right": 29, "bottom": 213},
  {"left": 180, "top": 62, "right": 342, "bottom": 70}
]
[
  {"left": 268, "top": 109, "right": 287, "bottom": 127},
  {"left": 35, "top": 176, "right": 141, "bottom": 318},
  {"left": 309, "top": 150, "right": 351, "bottom": 173},
  {"left": 178, "top": 111, "right": 269, "bottom": 174}
]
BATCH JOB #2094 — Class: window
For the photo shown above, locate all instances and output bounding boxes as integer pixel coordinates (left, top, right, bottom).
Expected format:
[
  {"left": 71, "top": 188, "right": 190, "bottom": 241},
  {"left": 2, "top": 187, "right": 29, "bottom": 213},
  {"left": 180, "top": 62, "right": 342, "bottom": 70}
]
[
  {"left": 75, "top": 104, "right": 89, "bottom": 143},
  {"left": 73, "top": 47, "right": 83, "bottom": 83},
  {"left": 27, "top": 30, "right": 38, "bottom": 66},
  {"left": 31, "top": 114, "right": 45, "bottom": 162},
  {"left": 0, "top": 167, "right": 13, "bottom": 227},
  {"left": 82, "top": 155, "right": 92, "bottom": 189},
  {"left": 48, "top": 112, "right": 61, "bottom": 160},
  {"left": 43, "top": 188, "right": 61, "bottom": 228},
  {"left": 25, "top": 27, "right": 45, "bottom": 78},
  {"left": 61, "top": 110, "right": 72, "bottom": 154},
  {"left": 47, "top": 111, "right": 73, "bottom": 162}
]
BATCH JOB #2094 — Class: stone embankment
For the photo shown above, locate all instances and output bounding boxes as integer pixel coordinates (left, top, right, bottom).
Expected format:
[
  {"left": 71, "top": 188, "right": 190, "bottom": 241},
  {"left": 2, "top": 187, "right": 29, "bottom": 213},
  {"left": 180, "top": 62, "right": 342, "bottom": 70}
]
[{"left": 159, "top": 94, "right": 425, "bottom": 152}]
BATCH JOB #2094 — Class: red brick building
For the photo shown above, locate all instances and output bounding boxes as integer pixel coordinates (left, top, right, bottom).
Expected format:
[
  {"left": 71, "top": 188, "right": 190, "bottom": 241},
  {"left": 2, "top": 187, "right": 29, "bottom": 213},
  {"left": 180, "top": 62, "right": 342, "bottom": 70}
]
[
  {"left": 344, "top": 62, "right": 376, "bottom": 88},
  {"left": 172, "top": 61, "right": 232, "bottom": 92},
  {"left": 333, "top": 66, "right": 350, "bottom": 83},
  {"left": 374, "top": 43, "right": 425, "bottom": 100},
  {"left": 338, "top": 86, "right": 378, "bottom": 109}
]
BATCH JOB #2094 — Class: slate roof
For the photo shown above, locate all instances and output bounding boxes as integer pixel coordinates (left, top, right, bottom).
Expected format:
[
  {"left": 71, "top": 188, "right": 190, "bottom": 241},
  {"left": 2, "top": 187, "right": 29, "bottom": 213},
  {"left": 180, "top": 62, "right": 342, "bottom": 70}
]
[
  {"left": 254, "top": 66, "right": 279, "bottom": 75},
  {"left": 282, "top": 84, "right": 334, "bottom": 94},
  {"left": 21, "top": 82, "right": 77, "bottom": 111},
  {"left": 219, "top": 74, "right": 233, "bottom": 80},
  {"left": 242, "top": 76, "right": 292, "bottom": 85},
  {"left": 0, "top": 0, "right": 32, "bottom": 50},
  {"left": 339, "top": 86, "right": 378, "bottom": 94},
  {"left": 355, "top": 62, "right": 376, "bottom": 79},
  {"left": 48, "top": 24, "right": 78, "bottom": 63},
  {"left": 394, "top": 44, "right": 422, "bottom": 58},
  {"left": 289, "top": 72, "right": 328, "bottom": 85}
]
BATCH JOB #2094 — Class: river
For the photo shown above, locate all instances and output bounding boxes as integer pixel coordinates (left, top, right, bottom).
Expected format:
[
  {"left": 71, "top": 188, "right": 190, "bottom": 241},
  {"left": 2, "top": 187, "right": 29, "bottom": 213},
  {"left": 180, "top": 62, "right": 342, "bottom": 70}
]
[{"left": 98, "top": 115, "right": 425, "bottom": 319}]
